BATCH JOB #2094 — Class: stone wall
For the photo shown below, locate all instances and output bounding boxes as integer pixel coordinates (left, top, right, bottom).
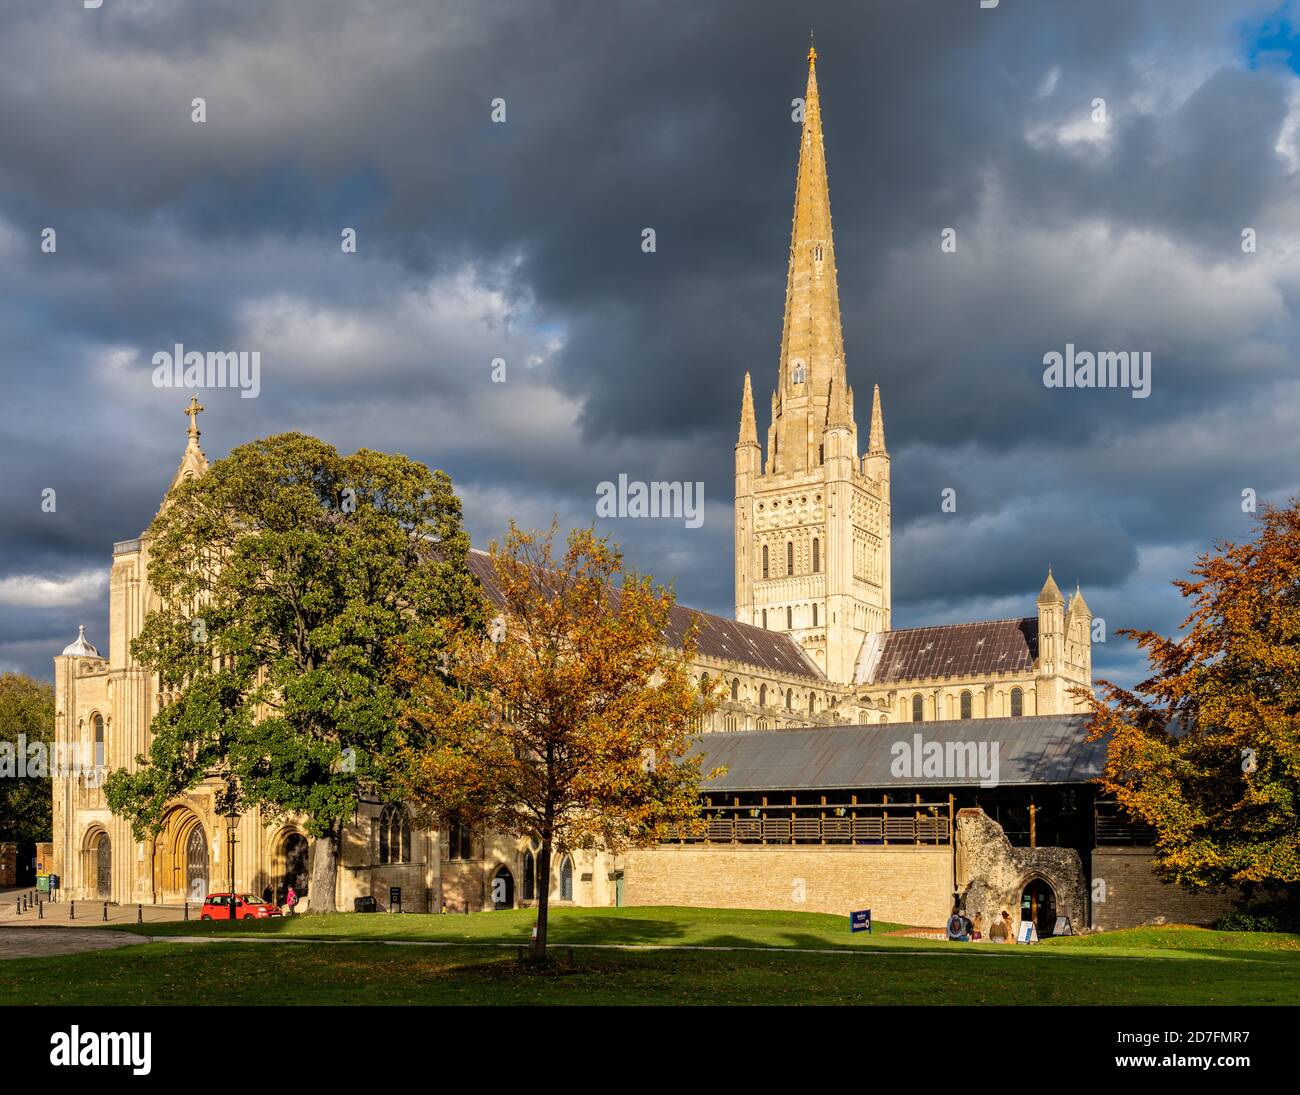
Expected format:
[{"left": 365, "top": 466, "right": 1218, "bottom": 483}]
[
  {"left": 622, "top": 843, "right": 953, "bottom": 926},
  {"left": 955, "top": 808, "right": 1086, "bottom": 932},
  {"left": 1091, "top": 847, "right": 1238, "bottom": 930}
]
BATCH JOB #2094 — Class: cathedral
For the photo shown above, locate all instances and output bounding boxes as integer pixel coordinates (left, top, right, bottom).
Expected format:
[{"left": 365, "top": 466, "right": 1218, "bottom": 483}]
[{"left": 49, "top": 47, "right": 1097, "bottom": 920}]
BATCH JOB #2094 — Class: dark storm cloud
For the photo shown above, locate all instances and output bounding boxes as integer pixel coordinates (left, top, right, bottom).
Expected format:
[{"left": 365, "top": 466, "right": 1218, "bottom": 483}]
[{"left": 0, "top": 0, "right": 1296, "bottom": 687}]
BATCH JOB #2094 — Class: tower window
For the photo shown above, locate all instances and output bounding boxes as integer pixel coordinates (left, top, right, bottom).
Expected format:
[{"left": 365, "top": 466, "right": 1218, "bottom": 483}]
[
  {"left": 812, "top": 603, "right": 818, "bottom": 627},
  {"left": 785, "top": 689, "right": 793, "bottom": 711},
  {"left": 960, "top": 691, "right": 973, "bottom": 720},
  {"left": 912, "top": 694, "right": 923, "bottom": 723},
  {"left": 819, "top": 444, "right": 824, "bottom": 465},
  {"left": 792, "top": 363, "right": 805, "bottom": 385},
  {"left": 759, "top": 684, "right": 767, "bottom": 707},
  {"left": 814, "top": 244, "right": 823, "bottom": 261},
  {"left": 787, "top": 541, "right": 794, "bottom": 575},
  {"left": 1010, "top": 687, "right": 1024, "bottom": 717},
  {"left": 762, "top": 609, "right": 768, "bottom": 629},
  {"left": 731, "top": 678, "right": 739, "bottom": 701},
  {"left": 762, "top": 545, "right": 769, "bottom": 579},
  {"left": 786, "top": 606, "right": 792, "bottom": 629},
  {"left": 812, "top": 538, "right": 820, "bottom": 573},
  {"left": 93, "top": 715, "right": 105, "bottom": 769}
]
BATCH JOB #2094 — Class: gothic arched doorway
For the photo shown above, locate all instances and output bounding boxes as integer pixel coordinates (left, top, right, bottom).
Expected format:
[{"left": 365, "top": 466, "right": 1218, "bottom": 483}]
[
  {"left": 153, "top": 807, "right": 208, "bottom": 903},
  {"left": 1021, "top": 878, "right": 1057, "bottom": 938},
  {"left": 276, "top": 831, "right": 309, "bottom": 904},
  {"left": 492, "top": 866, "right": 515, "bottom": 910},
  {"left": 185, "top": 826, "right": 209, "bottom": 901},
  {"left": 95, "top": 832, "right": 111, "bottom": 900}
]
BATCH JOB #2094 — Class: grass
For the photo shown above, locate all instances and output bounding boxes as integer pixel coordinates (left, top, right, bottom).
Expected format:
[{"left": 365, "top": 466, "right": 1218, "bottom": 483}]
[{"left": 1, "top": 907, "right": 1297, "bottom": 1005}]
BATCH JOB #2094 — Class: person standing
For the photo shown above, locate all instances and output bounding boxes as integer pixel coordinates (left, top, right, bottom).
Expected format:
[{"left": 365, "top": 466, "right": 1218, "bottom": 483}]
[{"left": 286, "top": 886, "right": 298, "bottom": 916}]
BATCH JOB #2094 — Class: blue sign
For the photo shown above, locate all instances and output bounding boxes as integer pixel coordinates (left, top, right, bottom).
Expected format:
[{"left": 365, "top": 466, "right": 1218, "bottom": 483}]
[{"left": 850, "top": 909, "right": 871, "bottom": 933}]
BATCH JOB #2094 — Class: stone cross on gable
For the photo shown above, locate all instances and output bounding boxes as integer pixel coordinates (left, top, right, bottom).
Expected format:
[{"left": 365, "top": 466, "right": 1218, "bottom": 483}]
[{"left": 185, "top": 395, "right": 204, "bottom": 439}]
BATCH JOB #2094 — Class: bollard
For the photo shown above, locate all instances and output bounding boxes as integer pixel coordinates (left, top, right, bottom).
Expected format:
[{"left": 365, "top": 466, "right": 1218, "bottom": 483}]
[
  {"left": 137, "top": 903, "right": 143, "bottom": 924},
  {"left": 69, "top": 900, "right": 75, "bottom": 920},
  {"left": 103, "top": 901, "right": 109, "bottom": 921},
  {"left": 183, "top": 901, "right": 188, "bottom": 921},
  {"left": 37, "top": 899, "right": 43, "bottom": 919}
]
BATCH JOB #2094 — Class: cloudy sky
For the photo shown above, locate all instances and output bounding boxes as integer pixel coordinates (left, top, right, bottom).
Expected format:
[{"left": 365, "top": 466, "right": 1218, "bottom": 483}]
[{"left": 2, "top": 0, "right": 1298, "bottom": 689}]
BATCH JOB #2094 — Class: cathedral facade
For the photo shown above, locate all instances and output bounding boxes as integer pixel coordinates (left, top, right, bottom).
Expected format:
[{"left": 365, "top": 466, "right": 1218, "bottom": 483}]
[{"left": 49, "top": 48, "right": 1092, "bottom": 914}]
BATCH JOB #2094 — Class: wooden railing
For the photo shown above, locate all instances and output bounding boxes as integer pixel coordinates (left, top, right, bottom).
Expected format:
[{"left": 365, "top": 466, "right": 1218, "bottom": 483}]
[
  {"left": 664, "top": 802, "right": 951, "bottom": 846},
  {"left": 1094, "top": 804, "right": 1156, "bottom": 845}
]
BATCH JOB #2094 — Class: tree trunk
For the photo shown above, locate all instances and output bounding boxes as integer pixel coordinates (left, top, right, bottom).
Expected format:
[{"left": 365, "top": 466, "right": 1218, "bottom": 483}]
[
  {"left": 307, "top": 822, "right": 340, "bottom": 914},
  {"left": 532, "top": 835, "right": 551, "bottom": 962}
]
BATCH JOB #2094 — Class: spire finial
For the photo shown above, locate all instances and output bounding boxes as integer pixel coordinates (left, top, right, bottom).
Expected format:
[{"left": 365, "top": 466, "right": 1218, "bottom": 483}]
[
  {"left": 184, "top": 395, "right": 204, "bottom": 441},
  {"left": 808, "top": 31, "right": 817, "bottom": 65}
]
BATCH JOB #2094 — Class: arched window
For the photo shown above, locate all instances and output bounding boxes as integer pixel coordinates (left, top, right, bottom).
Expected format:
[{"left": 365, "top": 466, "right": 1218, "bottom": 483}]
[
  {"left": 522, "top": 849, "right": 536, "bottom": 901},
  {"left": 559, "top": 856, "right": 574, "bottom": 901},
  {"left": 912, "top": 694, "right": 923, "bottom": 722},
  {"left": 787, "top": 541, "right": 794, "bottom": 575},
  {"left": 812, "top": 603, "right": 818, "bottom": 627},
  {"left": 818, "top": 444, "right": 824, "bottom": 465},
  {"left": 785, "top": 689, "right": 793, "bottom": 711},
  {"left": 759, "top": 684, "right": 767, "bottom": 707},
  {"left": 93, "top": 715, "right": 105, "bottom": 769},
  {"left": 792, "top": 362, "right": 805, "bottom": 384},
  {"left": 960, "top": 691, "right": 973, "bottom": 720},
  {"left": 808, "top": 693, "right": 816, "bottom": 715},
  {"left": 786, "top": 606, "right": 793, "bottom": 629},
  {"left": 1010, "top": 687, "right": 1024, "bottom": 717},
  {"left": 446, "top": 816, "right": 473, "bottom": 861},
  {"left": 730, "top": 678, "right": 739, "bottom": 701},
  {"left": 762, "top": 609, "right": 768, "bottom": 629},
  {"left": 812, "top": 538, "right": 820, "bottom": 573},
  {"left": 379, "top": 804, "right": 412, "bottom": 864},
  {"left": 762, "top": 545, "right": 769, "bottom": 579}
]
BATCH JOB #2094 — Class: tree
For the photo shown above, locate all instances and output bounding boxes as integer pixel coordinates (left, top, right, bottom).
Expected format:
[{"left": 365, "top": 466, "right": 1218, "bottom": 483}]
[
  {"left": 0, "top": 673, "right": 55, "bottom": 845},
  {"left": 1078, "top": 497, "right": 1300, "bottom": 895},
  {"left": 104, "top": 433, "right": 482, "bottom": 911},
  {"left": 398, "top": 524, "right": 718, "bottom": 959}
]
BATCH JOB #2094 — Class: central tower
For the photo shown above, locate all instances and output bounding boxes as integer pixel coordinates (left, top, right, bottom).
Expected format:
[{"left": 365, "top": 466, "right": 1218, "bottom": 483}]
[{"left": 735, "top": 46, "right": 891, "bottom": 685}]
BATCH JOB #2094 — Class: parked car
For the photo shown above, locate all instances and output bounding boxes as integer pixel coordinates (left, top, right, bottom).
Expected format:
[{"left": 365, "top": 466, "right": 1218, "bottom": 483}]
[{"left": 200, "top": 893, "right": 284, "bottom": 920}]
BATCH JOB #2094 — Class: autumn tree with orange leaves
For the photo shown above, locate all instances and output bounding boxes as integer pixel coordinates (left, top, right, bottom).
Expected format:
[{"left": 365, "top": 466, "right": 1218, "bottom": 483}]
[
  {"left": 397, "top": 524, "right": 719, "bottom": 960},
  {"left": 1078, "top": 497, "right": 1300, "bottom": 898}
]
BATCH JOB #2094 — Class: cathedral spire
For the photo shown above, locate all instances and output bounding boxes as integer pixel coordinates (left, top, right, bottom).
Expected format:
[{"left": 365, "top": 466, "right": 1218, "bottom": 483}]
[
  {"left": 768, "top": 44, "right": 850, "bottom": 474},
  {"left": 738, "top": 371, "right": 758, "bottom": 446},
  {"left": 868, "top": 384, "right": 886, "bottom": 454},
  {"left": 779, "top": 43, "right": 844, "bottom": 387}
]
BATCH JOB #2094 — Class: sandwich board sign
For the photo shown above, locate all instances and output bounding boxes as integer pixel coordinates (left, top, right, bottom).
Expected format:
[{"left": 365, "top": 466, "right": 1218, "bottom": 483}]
[
  {"left": 850, "top": 909, "right": 872, "bottom": 934},
  {"left": 1053, "top": 915, "right": 1073, "bottom": 937},
  {"left": 1016, "top": 919, "right": 1039, "bottom": 944}
]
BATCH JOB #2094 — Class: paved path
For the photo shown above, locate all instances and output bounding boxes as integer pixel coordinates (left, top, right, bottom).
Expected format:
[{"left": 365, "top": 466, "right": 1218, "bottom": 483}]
[
  {"left": 0, "top": 928, "right": 149, "bottom": 960},
  {"left": 0, "top": 897, "right": 197, "bottom": 928}
]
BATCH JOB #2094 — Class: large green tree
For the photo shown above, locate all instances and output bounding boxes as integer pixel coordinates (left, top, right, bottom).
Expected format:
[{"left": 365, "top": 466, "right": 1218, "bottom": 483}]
[
  {"left": 1080, "top": 496, "right": 1300, "bottom": 896},
  {"left": 0, "top": 673, "right": 55, "bottom": 845},
  {"left": 105, "top": 433, "right": 481, "bottom": 911}
]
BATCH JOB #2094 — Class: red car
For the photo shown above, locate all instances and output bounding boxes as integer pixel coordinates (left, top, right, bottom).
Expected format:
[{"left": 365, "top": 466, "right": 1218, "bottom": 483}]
[{"left": 200, "top": 893, "right": 283, "bottom": 920}]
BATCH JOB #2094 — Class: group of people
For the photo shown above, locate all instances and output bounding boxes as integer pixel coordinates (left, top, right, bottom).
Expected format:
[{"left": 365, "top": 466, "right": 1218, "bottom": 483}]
[
  {"left": 947, "top": 907, "right": 1016, "bottom": 943},
  {"left": 261, "top": 885, "right": 299, "bottom": 914}
]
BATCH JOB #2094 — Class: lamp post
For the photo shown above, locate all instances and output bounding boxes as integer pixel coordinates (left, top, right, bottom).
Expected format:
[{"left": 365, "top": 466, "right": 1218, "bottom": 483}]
[{"left": 225, "top": 806, "right": 239, "bottom": 921}]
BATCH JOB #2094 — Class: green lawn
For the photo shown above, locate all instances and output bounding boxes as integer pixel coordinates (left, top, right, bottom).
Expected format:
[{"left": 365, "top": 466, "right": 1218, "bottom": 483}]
[{"left": 2, "top": 907, "right": 1297, "bottom": 1005}]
